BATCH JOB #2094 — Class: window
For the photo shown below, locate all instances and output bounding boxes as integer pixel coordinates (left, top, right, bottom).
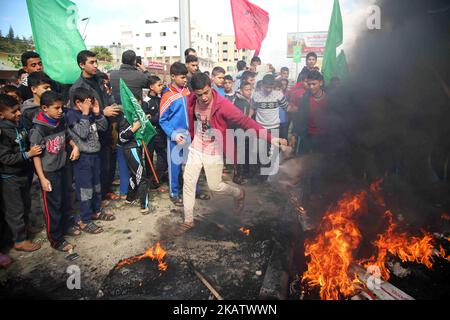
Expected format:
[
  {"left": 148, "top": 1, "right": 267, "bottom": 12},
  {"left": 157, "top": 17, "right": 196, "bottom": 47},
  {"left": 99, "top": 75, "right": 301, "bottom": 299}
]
[
  {"left": 146, "top": 47, "right": 152, "bottom": 51},
  {"left": 174, "top": 45, "right": 178, "bottom": 48},
  {"left": 227, "top": 66, "right": 234, "bottom": 72},
  {"left": 160, "top": 46, "right": 166, "bottom": 53},
  {"left": 173, "top": 31, "right": 177, "bottom": 34},
  {"left": 223, "top": 58, "right": 228, "bottom": 62},
  {"left": 223, "top": 41, "right": 228, "bottom": 46},
  {"left": 160, "top": 32, "right": 166, "bottom": 36},
  {"left": 135, "top": 34, "right": 140, "bottom": 37},
  {"left": 136, "top": 47, "right": 140, "bottom": 50},
  {"left": 145, "top": 33, "right": 151, "bottom": 37}
]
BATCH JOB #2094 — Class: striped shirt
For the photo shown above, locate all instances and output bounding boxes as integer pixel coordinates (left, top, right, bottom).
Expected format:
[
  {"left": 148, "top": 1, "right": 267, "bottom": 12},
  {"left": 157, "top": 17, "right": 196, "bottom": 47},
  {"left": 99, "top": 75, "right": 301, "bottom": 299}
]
[{"left": 252, "top": 90, "right": 288, "bottom": 129}]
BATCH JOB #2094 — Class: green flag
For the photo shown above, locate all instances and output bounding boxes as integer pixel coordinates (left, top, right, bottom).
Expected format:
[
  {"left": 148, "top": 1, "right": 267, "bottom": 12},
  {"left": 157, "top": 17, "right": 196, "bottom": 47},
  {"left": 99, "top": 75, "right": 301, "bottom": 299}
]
[
  {"left": 322, "top": 0, "right": 349, "bottom": 84},
  {"left": 26, "top": 0, "right": 86, "bottom": 84},
  {"left": 119, "top": 79, "right": 156, "bottom": 146}
]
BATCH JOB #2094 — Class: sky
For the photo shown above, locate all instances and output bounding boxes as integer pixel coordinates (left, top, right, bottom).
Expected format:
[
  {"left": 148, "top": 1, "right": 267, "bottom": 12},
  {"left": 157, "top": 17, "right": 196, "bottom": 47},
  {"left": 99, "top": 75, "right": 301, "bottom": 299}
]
[{"left": 0, "top": 0, "right": 371, "bottom": 69}]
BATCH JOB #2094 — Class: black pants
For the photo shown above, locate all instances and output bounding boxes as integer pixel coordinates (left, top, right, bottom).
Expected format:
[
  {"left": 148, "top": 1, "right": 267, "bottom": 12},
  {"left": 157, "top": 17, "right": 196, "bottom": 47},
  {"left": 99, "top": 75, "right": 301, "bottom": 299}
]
[
  {"left": 41, "top": 168, "right": 73, "bottom": 248},
  {"left": 147, "top": 134, "right": 168, "bottom": 185},
  {"left": 123, "top": 147, "right": 150, "bottom": 209},
  {"left": 100, "top": 142, "right": 115, "bottom": 199},
  {"left": 0, "top": 175, "right": 30, "bottom": 243}
]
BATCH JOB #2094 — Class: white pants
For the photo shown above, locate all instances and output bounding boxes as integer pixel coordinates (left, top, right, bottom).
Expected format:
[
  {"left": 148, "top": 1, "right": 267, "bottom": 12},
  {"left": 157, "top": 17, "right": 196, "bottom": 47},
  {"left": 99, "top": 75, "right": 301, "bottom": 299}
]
[{"left": 183, "top": 147, "right": 241, "bottom": 223}]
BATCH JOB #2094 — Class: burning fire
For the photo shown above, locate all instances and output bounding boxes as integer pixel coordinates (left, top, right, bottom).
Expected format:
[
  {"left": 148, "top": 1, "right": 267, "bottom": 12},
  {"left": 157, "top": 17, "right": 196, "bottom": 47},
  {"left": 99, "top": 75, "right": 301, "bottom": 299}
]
[
  {"left": 302, "top": 192, "right": 367, "bottom": 300},
  {"left": 364, "top": 210, "right": 435, "bottom": 280},
  {"left": 117, "top": 242, "right": 168, "bottom": 272},
  {"left": 301, "top": 178, "right": 448, "bottom": 300},
  {"left": 240, "top": 227, "right": 251, "bottom": 236}
]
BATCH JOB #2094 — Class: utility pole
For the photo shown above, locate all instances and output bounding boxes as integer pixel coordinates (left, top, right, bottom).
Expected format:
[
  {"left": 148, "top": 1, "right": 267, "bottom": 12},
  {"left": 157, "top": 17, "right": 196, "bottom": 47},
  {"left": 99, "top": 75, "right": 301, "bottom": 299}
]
[
  {"left": 179, "top": 0, "right": 191, "bottom": 63},
  {"left": 295, "top": 0, "right": 300, "bottom": 80}
]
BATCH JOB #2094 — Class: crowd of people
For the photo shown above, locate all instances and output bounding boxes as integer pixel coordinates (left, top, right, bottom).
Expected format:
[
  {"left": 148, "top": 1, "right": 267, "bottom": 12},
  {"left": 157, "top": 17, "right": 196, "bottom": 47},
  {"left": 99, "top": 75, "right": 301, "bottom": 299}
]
[{"left": 0, "top": 47, "right": 338, "bottom": 268}]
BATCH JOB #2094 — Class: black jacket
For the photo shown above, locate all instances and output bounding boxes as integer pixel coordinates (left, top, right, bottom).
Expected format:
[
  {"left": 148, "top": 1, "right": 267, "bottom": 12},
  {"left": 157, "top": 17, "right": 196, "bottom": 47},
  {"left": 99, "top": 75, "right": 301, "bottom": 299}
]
[
  {"left": 117, "top": 113, "right": 139, "bottom": 149},
  {"left": 142, "top": 95, "right": 165, "bottom": 137},
  {"left": 0, "top": 119, "right": 32, "bottom": 176},
  {"left": 110, "top": 64, "right": 151, "bottom": 104}
]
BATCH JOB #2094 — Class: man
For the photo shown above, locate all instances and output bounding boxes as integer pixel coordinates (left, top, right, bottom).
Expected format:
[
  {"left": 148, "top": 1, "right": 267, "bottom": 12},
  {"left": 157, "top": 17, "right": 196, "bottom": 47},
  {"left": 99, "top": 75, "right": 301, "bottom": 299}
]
[
  {"left": 297, "top": 52, "right": 318, "bottom": 83},
  {"left": 277, "top": 67, "right": 290, "bottom": 80},
  {"left": 174, "top": 73, "right": 287, "bottom": 235},
  {"left": 18, "top": 51, "right": 60, "bottom": 101},
  {"left": 185, "top": 55, "right": 200, "bottom": 92},
  {"left": 184, "top": 48, "right": 197, "bottom": 58},
  {"left": 233, "top": 60, "right": 247, "bottom": 92},
  {"left": 110, "top": 50, "right": 151, "bottom": 103},
  {"left": 211, "top": 67, "right": 226, "bottom": 96},
  {"left": 69, "top": 50, "right": 121, "bottom": 205}
]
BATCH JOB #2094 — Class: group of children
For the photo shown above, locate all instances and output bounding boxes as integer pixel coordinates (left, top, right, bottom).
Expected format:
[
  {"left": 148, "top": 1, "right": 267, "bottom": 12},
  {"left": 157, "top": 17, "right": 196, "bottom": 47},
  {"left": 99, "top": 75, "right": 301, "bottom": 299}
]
[{"left": 0, "top": 47, "right": 327, "bottom": 268}]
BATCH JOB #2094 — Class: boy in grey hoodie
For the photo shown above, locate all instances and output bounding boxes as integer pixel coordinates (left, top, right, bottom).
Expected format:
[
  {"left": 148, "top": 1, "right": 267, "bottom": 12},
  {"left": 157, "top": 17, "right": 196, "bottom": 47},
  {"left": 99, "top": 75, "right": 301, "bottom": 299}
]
[
  {"left": 66, "top": 87, "right": 115, "bottom": 235},
  {"left": 30, "top": 91, "right": 80, "bottom": 252}
]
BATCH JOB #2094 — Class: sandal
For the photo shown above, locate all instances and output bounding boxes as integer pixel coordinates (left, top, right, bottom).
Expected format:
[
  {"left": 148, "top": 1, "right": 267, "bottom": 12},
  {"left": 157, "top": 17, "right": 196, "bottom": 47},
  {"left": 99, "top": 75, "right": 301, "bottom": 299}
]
[
  {"left": 54, "top": 240, "right": 75, "bottom": 252},
  {"left": 234, "top": 188, "right": 246, "bottom": 215},
  {"left": 79, "top": 221, "right": 103, "bottom": 234},
  {"left": 233, "top": 176, "right": 248, "bottom": 185},
  {"left": 66, "top": 225, "right": 82, "bottom": 237},
  {"left": 170, "top": 197, "right": 184, "bottom": 207},
  {"left": 14, "top": 240, "right": 41, "bottom": 252},
  {"left": 196, "top": 193, "right": 210, "bottom": 201},
  {"left": 173, "top": 222, "right": 195, "bottom": 236},
  {"left": 92, "top": 208, "right": 116, "bottom": 221}
]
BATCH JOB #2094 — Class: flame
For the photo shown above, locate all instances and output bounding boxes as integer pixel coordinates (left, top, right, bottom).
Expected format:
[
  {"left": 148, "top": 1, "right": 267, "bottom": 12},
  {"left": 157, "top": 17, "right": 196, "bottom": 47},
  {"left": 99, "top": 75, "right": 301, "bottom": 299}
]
[
  {"left": 365, "top": 211, "right": 435, "bottom": 280},
  {"left": 301, "top": 192, "right": 367, "bottom": 300},
  {"left": 117, "top": 242, "right": 168, "bottom": 272},
  {"left": 439, "top": 245, "right": 450, "bottom": 261},
  {"left": 239, "top": 227, "right": 251, "bottom": 236},
  {"left": 370, "top": 178, "right": 386, "bottom": 207}
]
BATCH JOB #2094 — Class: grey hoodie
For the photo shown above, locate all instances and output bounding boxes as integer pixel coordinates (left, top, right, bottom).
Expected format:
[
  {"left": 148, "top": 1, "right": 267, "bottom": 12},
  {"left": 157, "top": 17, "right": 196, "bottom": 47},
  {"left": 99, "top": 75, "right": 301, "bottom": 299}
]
[{"left": 21, "top": 98, "right": 40, "bottom": 132}]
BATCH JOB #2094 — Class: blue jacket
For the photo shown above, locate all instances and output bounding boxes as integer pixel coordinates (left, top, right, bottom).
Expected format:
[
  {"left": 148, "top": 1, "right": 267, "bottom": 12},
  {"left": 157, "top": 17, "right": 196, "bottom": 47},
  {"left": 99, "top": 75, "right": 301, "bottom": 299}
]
[{"left": 159, "top": 85, "right": 191, "bottom": 142}]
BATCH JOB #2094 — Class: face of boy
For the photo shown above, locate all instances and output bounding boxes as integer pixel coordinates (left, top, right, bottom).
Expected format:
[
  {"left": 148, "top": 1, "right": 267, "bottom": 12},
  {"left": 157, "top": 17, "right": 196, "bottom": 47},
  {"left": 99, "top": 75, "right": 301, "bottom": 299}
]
[
  {"left": 172, "top": 74, "right": 187, "bottom": 88},
  {"left": 187, "top": 62, "right": 199, "bottom": 75},
  {"left": 240, "top": 85, "right": 253, "bottom": 100},
  {"left": 224, "top": 79, "right": 233, "bottom": 92},
  {"left": 307, "top": 79, "right": 323, "bottom": 95},
  {"left": 32, "top": 84, "right": 51, "bottom": 98},
  {"left": 24, "top": 58, "right": 43, "bottom": 74},
  {"left": 43, "top": 101, "right": 64, "bottom": 120},
  {"left": 212, "top": 73, "right": 225, "bottom": 88},
  {"left": 150, "top": 81, "right": 163, "bottom": 95},
  {"left": 194, "top": 85, "right": 213, "bottom": 106},
  {"left": 81, "top": 57, "right": 98, "bottom": 77},
  {"left": 307, "top": 57, "right": 317, "bottom": 69},
  {"left": 281, "top": 70, "right": 289, "bottom": 79},
  {"left": 245, "top": 76, "right": 256, "bottom": 88},
  {"left": 262, "top": 84, "right": 274, "bottom": 95},
  {"left": 0, "top": 105, "right": 21, "bottom": 123}
]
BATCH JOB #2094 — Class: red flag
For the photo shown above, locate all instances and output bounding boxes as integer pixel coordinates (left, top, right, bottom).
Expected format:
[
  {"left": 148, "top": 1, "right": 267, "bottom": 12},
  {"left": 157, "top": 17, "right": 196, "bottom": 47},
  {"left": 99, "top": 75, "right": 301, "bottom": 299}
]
[{"left": 230, "top": 0, "right": 269, "bottom": 56}]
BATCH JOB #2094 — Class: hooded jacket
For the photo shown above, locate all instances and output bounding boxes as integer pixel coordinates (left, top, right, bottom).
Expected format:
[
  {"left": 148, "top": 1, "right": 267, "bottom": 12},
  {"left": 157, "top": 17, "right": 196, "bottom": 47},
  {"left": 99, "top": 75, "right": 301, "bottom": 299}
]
[
  {"left": 29, "top": 112, "right": 68, "bottom": 173},
  {"left": 187, "top": 89, "right": 272, "bottom": 163},
  {"left": 0, "top": 119, "right": 32, "bottom": 177},
  {"left": 21, "top": 98, "right": 40, "bottom": 132}
]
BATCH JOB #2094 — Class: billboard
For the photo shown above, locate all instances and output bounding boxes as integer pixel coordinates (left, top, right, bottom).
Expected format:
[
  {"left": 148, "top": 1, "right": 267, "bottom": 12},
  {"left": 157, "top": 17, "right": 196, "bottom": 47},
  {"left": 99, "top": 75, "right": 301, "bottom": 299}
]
[{"left": 287, "top": 32, "right": 328, "bottom": 58}]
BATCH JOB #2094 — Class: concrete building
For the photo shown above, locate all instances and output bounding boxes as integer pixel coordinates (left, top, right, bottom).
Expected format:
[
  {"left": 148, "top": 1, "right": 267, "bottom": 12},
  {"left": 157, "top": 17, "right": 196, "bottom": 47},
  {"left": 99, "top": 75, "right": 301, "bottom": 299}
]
[
  {"left": 216, "top": 35, "right": 254, "bottom": 75},
  {"left": 120, "top": 17, "right": 218, "bottom": 72}
]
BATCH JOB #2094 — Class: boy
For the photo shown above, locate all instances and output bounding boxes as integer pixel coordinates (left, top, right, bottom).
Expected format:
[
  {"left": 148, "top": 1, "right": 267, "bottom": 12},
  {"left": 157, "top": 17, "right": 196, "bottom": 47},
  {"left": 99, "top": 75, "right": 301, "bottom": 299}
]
[
  {"left": 211, "top": 67, "right": 226, "bottom": 97},
  {"left": 142, "top": 76, "right": 168, "bottom": 184},
  {"left": 0, "top": 85, "right": 23, "bottom": 104},
  {"left": 159, "top": 62, "right": 191, "bottom": 206},
  {"left": 117, "top": 112, "right": 151, "bottom": 214},
  {"left": 185, "top": 55, "right": 200, "bottom": 92},
  {"left": 66, "top": 87, "right": 115, "bottom": 235},
  {"left": 0, "top": 94, "right": 42, "bottom": 252},
  {"left": 18, "top": 51, "right": 44, "bottom": 101},
  {"left": 30, "top": 91, "right": 81, "bottom": 251},
  {"left": 22, "top": 71, "right": 52, "bottom": 131},
  {"left": 297, "top": 52, "right": 318, "bottom": 83},
  {"left": 223, "top": 75, "right": 234, "bottom": 101}
]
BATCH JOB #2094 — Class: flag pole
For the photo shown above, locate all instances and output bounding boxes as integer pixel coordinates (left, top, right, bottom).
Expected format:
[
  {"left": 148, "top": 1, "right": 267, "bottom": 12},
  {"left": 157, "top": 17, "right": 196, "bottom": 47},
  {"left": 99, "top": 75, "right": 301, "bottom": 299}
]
[
  {"left": 179, "top": 0, "right": 191, "bottom": 63},
  {"left": 141, "top": 140, "right": 160, "bottom": 185},
  {"left": 296, "top": 0, "right": 300, "bottom": 79}
]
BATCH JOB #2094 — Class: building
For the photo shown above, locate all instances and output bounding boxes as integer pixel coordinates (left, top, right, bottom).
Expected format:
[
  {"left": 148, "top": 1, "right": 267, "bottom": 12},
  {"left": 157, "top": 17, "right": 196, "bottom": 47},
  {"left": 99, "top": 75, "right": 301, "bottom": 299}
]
[
  {"left": 120, "top": 17, "right": 219, "bottom": 72},
  {"left": 216, "top": 35, "right": 254, "bottom": 75}
]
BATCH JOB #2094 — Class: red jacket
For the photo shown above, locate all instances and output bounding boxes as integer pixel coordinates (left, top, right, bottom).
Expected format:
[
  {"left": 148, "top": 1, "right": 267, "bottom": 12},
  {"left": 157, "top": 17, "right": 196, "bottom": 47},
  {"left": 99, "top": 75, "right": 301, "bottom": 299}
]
[{"left": 187, "top": 89, "right": 272, "bottom": 163}]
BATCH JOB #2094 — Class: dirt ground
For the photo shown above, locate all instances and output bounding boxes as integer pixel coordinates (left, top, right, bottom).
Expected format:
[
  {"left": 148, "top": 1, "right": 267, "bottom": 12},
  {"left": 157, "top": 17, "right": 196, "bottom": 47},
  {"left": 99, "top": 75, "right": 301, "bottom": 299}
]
[{"left": 0, "top": 171, "right": 296, "bottom": 300}]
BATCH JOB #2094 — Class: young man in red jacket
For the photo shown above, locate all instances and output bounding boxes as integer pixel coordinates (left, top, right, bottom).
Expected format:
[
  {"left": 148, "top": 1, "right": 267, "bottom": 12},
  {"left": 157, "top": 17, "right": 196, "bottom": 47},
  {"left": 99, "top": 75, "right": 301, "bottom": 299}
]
[{"left": 175, "top": 73, "right": 287, "bottom": 235}]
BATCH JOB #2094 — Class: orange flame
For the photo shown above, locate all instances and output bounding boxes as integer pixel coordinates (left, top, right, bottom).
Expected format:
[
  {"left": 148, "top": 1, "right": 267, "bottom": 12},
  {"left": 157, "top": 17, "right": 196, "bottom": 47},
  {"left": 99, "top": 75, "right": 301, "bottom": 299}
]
[
  {"left": 365, "top": 211, "right": 435, "bottom": 280},
  {"left": 370, "top": 178, "right": 386, "bottom": 207},
  {"left": 239, "top": 227, "right": 251, "bottom": 236},
  {"left": 117, "top": 242, "right": 168, "bottom": 272},
  {"left": 301, "top": 192, "right": 367, "bottom": 300}
]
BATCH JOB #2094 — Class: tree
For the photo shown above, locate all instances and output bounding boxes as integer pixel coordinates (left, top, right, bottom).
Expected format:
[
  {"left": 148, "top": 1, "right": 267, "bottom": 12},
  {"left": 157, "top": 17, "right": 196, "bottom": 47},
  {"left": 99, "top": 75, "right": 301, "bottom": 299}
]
[
  {"left": 0, "top": 29, "right": 3, "bottom": 38},
  {"left": 91, "top": 46, "right": 112, "bottom": 62},
  {"left": 7, "top": 26, "right": 14, "bottom": 40}
]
